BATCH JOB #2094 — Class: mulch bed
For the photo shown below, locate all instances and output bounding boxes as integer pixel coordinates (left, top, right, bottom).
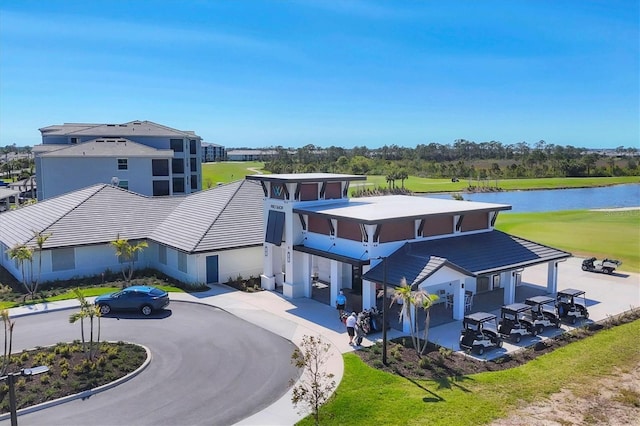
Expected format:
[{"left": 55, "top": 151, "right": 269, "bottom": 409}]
[{"left": 356, "top": 308, "right": 640, "bottom": 381}]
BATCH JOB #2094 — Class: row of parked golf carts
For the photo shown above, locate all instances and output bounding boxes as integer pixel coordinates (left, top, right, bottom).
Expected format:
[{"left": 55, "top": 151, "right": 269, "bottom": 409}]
[{"left": 460, "top": 288, "right": 589, "bottom": 355}]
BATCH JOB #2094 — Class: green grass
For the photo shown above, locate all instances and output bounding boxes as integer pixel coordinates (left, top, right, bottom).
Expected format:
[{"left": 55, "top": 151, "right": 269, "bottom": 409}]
[
  {"left": 359, "top": 175, "right": 638, "bottom": 194},
  {"left": 201, "top": 161, "right": 268, "bottom": 188},
  {"left": 496, "top": 210, "right": 640, "bottom": 272},
  {"left": 300, "top": 320, "right": 640, "bottom": 425},
  {"left": 0, "top": 285, "right": 185, "bottom": 310}
]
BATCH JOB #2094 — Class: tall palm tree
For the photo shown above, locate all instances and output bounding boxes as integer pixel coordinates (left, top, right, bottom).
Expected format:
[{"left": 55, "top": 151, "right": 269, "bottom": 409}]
[
  {"left": 29, "top": 231, "right": 51, "bottom": 298},
  {"left": 390, "top": 278, "right": 439, "bottom": 357}
]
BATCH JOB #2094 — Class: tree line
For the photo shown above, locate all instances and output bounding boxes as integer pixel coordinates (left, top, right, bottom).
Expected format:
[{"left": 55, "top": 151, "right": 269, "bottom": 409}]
[{"left": 263, "top": 140, "right": 639, "bottom": 179}]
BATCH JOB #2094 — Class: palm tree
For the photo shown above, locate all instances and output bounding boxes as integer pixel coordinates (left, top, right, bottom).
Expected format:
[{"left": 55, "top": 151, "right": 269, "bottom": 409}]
[
  {"left": 0, "top": 309, "right": 15, "bottom": 376},
  {"left": 68, "top": 288, "right": 101, "bottom": 360},
  {"left": 7, "top": 244, "right": 34, "bottom": 299},
  {"left": 390, "top": 278, "right": 439, "bottom": 357},
  {"left": 110, "top": 235, "right": 148, "bottom": 284},
  {"left": 29, "top": 230, "right": 51, "bottom": 298}
]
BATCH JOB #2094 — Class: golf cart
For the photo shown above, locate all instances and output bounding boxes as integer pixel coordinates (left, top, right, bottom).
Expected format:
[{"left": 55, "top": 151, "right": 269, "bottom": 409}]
[
  {"left": 556, "top": 288, "right": 589, "bottom": 325},
  {"left": 581, "top": 257, "right": 621, "bottom": 274},
  {"left": 460, "top": 312, "right": 503, "bottom": 355},
  {"left": 498, "top": 303, "right": 538, "bottom": 343},
  {"left": 524, "top": 295, "right": 561, "bottom": 332}
]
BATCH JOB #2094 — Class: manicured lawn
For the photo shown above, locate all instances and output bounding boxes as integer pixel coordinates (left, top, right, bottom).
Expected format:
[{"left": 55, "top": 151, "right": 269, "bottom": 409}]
[
  {"left": 496, "top": 210, "right": 640, "bottom": 273},
  {"left": 0, "top": 285, "right": 185, "bottom": 310},
  {"left": 201, "top": 161, "right": 268, "bottom": 187},
  {"left": 361, "top": 175, "right": 638, "bottom": 194},
  {"left": 299, "top": 320, "right": 640, "bottom": 425}
]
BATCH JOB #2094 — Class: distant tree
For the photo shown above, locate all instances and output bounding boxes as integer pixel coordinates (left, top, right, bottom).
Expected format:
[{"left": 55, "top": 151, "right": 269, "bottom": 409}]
[{"left": 290, "top": 335, "right": 336, "bottom": 426}]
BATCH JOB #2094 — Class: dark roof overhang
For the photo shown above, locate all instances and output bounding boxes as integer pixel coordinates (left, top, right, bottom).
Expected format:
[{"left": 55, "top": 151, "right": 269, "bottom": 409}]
[{"left": 293, "top": 245, "right": 370, "bottom": 266}]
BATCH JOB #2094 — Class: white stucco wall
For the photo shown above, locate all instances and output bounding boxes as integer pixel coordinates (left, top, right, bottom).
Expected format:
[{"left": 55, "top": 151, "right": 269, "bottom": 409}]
[{"left": 418, "top": 266, "right": 471, "bottom": 295}]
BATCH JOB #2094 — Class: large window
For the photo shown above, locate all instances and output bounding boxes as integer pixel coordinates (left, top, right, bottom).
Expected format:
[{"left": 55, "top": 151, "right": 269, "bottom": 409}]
[
  {"left": 190, "top": 139, "right": 197, "bottom": 155},
  {"left": 190, "top": 158, "right": 197, "bottom": 172},
  {"left": 178, "top": 252, "right": 187, "bottom": 273},
  {"left": 52, "top": 248, "right": 75, "bottom": 271},
  {"left": 158, "top": 245, "right": 167, "bottom": 265},
  {"left": 170, "top": 139, "right": 184, "bottom": 152},
  {"left": 118, "top": 180, "right": 129, "bottom": 190},
  {"left": 153, "top": 180, "right": 170, "bottom": 196},
  {"left": 173, "top": 177, "right": 185, "bottom": 193},
  {"left": 117, "top": 158, "right": 128, "bottom": 170},
  {"left": 191, "top": 175, "right": 198, "bottom": 190},
  {"left": 172, "top": 159, "right": 184, "bottom": 174},
  {"left": 152, "top": 159, "right": 169, "bottom": 176}
]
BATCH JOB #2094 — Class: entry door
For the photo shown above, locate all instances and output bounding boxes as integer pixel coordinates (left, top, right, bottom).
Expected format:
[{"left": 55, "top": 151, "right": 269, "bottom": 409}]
[
  {"left": 352, "top": 265, "right": 362, "bottom": 294},
  {"left": 206, "top": 255, "right": 219, "bottom": 284}
]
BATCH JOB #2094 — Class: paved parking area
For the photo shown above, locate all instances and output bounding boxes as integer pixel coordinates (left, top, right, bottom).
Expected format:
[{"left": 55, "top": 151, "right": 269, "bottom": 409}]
[{"left": 427, "top": 256, "right": 640, "bottom": 360}]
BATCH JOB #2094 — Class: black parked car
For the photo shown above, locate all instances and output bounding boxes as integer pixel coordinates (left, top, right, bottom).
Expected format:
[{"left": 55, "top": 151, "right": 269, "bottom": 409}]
[{"left": 95, "top": 285, "right": 170, "bottom": 316}]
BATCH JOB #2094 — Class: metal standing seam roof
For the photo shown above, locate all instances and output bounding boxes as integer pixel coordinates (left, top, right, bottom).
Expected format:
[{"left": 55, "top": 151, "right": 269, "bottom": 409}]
[
  {"left": 362, "top": 230, "right": 571, "bottom": 287},
  {"left": 38, "top": 138, "right": 174, "bottom": 158},
  {"left": 0, "top": 181, "right": 265, "bottom": 253}
]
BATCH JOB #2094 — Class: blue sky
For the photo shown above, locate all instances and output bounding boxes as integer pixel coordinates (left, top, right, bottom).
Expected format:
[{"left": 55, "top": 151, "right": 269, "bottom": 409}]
[{"left": 0, "top": 0, "right": 638, "bottom": 149}]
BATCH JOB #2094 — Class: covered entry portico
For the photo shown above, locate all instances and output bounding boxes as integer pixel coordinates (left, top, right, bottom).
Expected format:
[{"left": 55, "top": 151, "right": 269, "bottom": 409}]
[
  {"left": 293, "top": 245, "right": 370, "bottom": 313},
  {"left": 363, "top": 231, "right": 571, "bottom": 332}
]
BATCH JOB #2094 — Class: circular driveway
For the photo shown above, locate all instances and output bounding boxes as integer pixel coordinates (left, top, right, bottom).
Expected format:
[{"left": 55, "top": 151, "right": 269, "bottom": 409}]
[{"left": 3, "top": 301, "right": 300, "bottom": 426}]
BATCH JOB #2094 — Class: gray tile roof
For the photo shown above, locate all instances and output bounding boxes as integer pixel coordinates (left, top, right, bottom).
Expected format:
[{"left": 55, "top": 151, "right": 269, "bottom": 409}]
[
  {"left": 149, "top": 180, "right": 265, "bottom": 252},
  {"left": 363, "top": 230, "right": 571, "bottom": 287},
  {"left": 39, "top": 121, "right": 201, "bottom": 139},
  {"left": 39, "top": 138, "right": 174, "bottom": 158},
  {"left": 0, "top": 180, "right": 265, "bottom": 254}
]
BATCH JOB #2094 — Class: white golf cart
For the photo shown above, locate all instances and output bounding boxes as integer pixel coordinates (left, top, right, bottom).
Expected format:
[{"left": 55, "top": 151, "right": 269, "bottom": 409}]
[
  {"left": 556, "top": 288, "right": 589, "bottom": 325},
  {"left": 498, "top": 303, "right": 538, "bottom": 343},
  {"left": 524, "top": 295, "right": 561, "bottom": 332},
  {"left": 460, "top": 312, "right": 503, "bottom": 355}
]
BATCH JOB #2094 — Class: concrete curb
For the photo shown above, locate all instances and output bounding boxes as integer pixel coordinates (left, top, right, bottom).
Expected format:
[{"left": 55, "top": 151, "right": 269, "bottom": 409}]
[{"left": 0, "top": 342, "right": 152, "bottom": 421}]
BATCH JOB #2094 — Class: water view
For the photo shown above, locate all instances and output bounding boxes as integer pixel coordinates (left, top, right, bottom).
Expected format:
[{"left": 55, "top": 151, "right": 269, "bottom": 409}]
[{"left": 424, "top": 183, "right": 640, "bottom": 213}]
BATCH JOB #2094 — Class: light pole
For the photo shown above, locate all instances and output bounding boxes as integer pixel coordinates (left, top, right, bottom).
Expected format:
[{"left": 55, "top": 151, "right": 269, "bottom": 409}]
[
  {"left": 2, "top": 366, "right": 49, "bottom": 426},
  {"left": 381, "top": 256, "right": 388, "bottom": 366}
]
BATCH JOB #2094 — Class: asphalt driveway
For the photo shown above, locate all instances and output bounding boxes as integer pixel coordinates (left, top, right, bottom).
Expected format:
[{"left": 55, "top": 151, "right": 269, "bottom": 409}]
[{"left": 2, "top": 301, "right": 301, "bottom": 426}]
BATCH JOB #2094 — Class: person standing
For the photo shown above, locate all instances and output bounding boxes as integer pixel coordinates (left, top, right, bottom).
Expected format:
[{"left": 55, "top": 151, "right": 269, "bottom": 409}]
[
  {"left": 345, "top": 312, "right": 357, "bottom": 345},
  {"left": 354, "top": 312, "right": 366, "bottom": 346},
  {"left": 336, "top": 290, "right": 347, "bottom": 319}
]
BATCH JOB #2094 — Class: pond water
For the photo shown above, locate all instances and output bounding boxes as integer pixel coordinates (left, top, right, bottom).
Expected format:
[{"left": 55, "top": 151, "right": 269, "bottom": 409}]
[{"left": 424, "top": 183, "right": 640, "bottom": 213}]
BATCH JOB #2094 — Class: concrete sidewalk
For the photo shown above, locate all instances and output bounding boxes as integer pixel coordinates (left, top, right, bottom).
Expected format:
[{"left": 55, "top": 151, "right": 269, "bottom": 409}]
[
  {"left": 7, "top": 256, "right": 639, "bottom": 425},
  {"left": 7, "top": 286, "right": 397, "bottom": 426}
]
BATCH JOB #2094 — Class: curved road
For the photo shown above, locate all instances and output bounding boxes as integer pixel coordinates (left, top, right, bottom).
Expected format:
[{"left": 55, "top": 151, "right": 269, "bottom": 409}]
[{"left": 2, "top": 301, "right": 300, "bottom": 426}]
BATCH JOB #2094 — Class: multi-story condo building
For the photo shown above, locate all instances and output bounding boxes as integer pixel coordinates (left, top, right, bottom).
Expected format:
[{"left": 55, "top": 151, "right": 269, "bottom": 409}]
[
  {"left": 201, "top": 142, "right": 226, "bottom": 162},
  {"left": 34, "top": 120, "right": 202, "bottom": 200}
]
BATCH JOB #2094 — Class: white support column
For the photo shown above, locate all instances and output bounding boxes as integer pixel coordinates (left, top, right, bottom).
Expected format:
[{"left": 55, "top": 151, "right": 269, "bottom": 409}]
[
  {"left": 453, "top": 281, "right": 465, "bottom": 321},
  {"left": 330, "top": 260, "right": 343, "bottom": 308},
  {"left": 503, "top": 270, "right": 516, "bottom": 305},
  {"left": 362, "top": 279, "right": 376, "bottom": 310},
  {"left": 301, "top": 252, "right": 312, "bottom": 298},
  {"left": 547, "top": 262, "right": 559, "bottom": 294},
  {"left": 260, "top": 244, "right": 276, "bottom": 290}
]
